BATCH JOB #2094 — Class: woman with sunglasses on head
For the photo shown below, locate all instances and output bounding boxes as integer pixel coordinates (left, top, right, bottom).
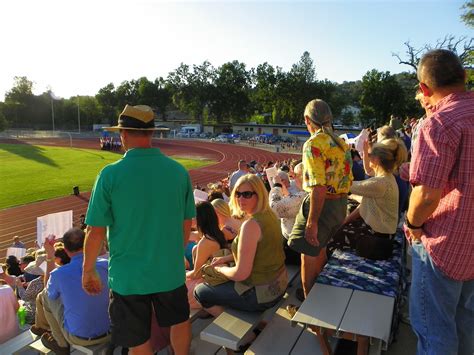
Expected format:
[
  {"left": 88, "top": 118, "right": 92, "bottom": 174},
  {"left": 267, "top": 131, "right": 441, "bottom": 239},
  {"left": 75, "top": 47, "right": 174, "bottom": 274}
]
[{"left": 194, "top": 174, "right": 287, "bottom": 317}]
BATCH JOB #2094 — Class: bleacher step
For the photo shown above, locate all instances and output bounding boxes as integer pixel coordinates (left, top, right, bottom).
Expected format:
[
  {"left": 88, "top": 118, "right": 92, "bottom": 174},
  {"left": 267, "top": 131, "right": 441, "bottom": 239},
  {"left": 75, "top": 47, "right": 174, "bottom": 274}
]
[{"left": 29, "top": 339, "right": 53, "bottom": 354}]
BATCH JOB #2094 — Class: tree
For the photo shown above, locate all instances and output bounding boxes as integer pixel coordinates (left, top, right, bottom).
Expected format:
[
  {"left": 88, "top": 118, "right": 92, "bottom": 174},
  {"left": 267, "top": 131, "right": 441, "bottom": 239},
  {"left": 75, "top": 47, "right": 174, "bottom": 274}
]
[
  {"left": 273, "top": 51, "right": 320, "bottom": 124},
  {"left": 392, "top": 36, "right": 473, "bottom": 73},
  {"left": 155, "top": 77, "right": 172, "bottom": 121},
  {"left": 250, "top": 62, "right": 284, "bottom": 115},
  {"left": 360, "top": 69, "right": 405, "bottom": 126},
  {"left": 137, "top": 77, "right": 159, "bottom": 106},
  {"left": 167, "top": 61, "right": 215, "bottom": 123},
  {"left": 116, "top": 80, "right": 139, "bottom": 109},
  {"left": 3, "top": 76, "right": 36, "bottom": 128},
  {"left": 0, "top": 104, "right": 7, "bottom": 131},
  {"left": 211, "top": 61, "right": 251, "bottom": 122},
  {"left": 461, "top": 0, "right": 474, "bottom": 28},
  {"left": 96, "top": 83, "right": 118, "bottom": 125}
]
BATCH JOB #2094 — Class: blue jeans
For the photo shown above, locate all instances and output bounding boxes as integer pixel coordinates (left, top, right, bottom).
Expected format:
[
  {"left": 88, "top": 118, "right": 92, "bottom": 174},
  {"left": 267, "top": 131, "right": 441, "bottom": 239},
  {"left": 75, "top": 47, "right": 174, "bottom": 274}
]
[
  {"left": 410, "top": 242, "right": 474, "bottom": 355},
  {"left": 194, "top": 282, "right": 281, "bottom": 312}
]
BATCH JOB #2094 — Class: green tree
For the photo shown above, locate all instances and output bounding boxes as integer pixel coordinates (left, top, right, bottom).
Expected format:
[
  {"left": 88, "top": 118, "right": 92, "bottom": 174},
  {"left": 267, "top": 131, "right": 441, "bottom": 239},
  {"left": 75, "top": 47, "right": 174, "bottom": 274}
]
[
  {"left": 155, "top": 77, "right": 172, "bottom": 121},
  {"left": 250, "top": 62, "right": 284, "bottom": 115},
  {"left": 116, "top": 80, "right": 139, "bottom": 109},
  {"left": 360, "top": 69, "right": 405, "bottom": 126},
  {"left": 167, "top": 61, "right": 215, "bottom": 123},
  {"left": 211, "top": 60, "right": 251, "bottom": 122},
  {"left": 0, "top": 104, "right": 7, "bottom": 131},
  {"left": 461, "top": 0, "right": 474, "bottom": 28},
  {"left": 3, "top": 76, "right": 35, "bottom": 127},
  {"left": 96, "top": 83, "right": 118, "bottom": 125}
]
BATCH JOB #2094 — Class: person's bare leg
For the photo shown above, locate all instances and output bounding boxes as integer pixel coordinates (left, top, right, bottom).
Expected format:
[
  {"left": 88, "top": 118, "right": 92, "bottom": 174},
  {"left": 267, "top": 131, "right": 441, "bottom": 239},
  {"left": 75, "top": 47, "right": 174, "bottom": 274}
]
[
  {"left": 130, "top": 339, "right": 153, "bottom": 355},
  {"left": 301, "top": 249, "right": 327, "bottom": 297},
  {"left": 170, "top": 319, "right": 191, "bottom": 355}
]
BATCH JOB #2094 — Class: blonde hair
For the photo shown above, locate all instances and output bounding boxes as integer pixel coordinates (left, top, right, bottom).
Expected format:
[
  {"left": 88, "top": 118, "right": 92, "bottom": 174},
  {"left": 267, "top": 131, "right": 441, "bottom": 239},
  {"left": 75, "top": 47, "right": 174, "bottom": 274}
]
[
  {"left": 377, "top": 125, "right": 396, "bottom": 142},
  {"left": 304, "top": 99, "right": 346, "bottom": 151},
  {"left": 211, "top": 198, "right": 231, "bottom": 218},
  {"left": 229, "top": 174, "right": 272, "bottom": 218},
  {"left": 371, "top": 138, "right": 408, "bottom": 173}
]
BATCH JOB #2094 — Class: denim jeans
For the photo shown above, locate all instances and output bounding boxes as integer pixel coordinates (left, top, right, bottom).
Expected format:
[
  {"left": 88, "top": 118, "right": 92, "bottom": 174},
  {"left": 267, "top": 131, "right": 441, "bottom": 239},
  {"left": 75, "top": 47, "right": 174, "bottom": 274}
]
[
  {"left": 410, "top": 242, "right": 474, "bottom": 355},
  {"left": 194, "top": 281, "right": 281, "bottom": 312}
]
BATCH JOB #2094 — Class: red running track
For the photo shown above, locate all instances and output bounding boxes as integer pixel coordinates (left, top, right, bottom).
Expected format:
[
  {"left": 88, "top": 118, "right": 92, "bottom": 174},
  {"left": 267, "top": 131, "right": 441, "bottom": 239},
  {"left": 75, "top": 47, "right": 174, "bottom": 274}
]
[{"left": 0, "top": 138, "right": 299, "bottom": 255}]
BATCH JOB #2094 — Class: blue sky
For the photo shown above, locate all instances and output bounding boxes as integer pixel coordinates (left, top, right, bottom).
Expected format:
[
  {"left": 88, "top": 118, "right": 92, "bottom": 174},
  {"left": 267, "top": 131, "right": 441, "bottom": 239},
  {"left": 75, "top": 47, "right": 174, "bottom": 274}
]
[{"left": 0, "top": 0, "right": 471, "bottom": 100}]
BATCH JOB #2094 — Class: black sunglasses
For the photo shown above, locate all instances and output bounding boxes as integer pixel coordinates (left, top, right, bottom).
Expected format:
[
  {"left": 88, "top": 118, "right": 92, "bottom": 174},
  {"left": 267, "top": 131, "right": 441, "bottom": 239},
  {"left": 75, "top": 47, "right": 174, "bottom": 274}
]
[{"left": 235, "top": 191, "right": 256, "bottom": 199}]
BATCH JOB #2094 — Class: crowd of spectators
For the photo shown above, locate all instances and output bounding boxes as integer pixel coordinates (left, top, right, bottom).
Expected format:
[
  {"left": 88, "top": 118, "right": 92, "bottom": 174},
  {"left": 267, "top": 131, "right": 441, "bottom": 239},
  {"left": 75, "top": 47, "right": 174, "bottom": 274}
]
[{"left": 1, "top": 49, "right": 472, "bottom": 355}]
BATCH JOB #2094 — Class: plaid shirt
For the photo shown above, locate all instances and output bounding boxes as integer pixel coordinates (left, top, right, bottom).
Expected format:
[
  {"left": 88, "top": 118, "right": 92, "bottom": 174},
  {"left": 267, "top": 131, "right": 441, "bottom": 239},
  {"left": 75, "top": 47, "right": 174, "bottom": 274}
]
[{"left": 410, "top": 91, "right": 474, "bottom": 281}]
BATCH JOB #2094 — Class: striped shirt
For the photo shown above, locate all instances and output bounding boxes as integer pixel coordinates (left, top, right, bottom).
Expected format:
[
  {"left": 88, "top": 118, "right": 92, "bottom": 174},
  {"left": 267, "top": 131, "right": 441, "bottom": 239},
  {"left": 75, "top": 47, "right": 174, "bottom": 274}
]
[{"left": 410, "top": 91, "right": 474, "bottom": 281}]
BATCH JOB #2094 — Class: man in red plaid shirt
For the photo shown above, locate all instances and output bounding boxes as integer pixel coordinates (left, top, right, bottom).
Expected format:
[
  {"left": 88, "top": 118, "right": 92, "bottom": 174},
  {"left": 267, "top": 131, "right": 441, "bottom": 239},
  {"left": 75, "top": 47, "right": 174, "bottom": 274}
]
[{"left": 406, "top": 49, "right": 474, "bottom": 355}]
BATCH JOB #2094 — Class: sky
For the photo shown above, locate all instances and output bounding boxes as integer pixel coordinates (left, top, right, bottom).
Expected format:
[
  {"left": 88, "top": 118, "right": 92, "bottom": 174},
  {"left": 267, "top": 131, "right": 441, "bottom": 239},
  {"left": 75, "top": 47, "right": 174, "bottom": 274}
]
[{"left": 1, "top": 0, "right": 471, "bottom": 100}]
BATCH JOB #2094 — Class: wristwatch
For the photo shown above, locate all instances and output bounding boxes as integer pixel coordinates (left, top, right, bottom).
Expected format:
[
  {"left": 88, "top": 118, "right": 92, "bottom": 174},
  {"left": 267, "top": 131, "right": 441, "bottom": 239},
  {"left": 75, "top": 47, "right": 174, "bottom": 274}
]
[{"left": 405, "top": 218, "right": 423, "bottom": 229}]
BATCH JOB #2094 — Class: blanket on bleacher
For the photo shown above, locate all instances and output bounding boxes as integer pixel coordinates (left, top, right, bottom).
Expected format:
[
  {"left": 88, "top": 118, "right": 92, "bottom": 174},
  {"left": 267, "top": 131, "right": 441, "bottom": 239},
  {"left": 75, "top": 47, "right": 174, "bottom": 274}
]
[{"left": 317, "top": 232, "right": 403, "bottom": 298}]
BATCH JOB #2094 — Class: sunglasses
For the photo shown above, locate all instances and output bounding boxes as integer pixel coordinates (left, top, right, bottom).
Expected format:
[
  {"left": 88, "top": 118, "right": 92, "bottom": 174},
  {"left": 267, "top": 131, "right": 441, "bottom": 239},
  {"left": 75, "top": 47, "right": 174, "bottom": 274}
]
[{"left": 235, "top": 191, "right": 256, "bottom": 199}]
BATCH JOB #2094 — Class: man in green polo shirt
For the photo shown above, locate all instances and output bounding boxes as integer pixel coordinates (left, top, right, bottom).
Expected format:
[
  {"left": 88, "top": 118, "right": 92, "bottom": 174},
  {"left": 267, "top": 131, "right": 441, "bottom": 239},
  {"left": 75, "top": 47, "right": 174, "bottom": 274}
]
[{"left": 82, "top": 104, "right": 195, "bottom": 355}]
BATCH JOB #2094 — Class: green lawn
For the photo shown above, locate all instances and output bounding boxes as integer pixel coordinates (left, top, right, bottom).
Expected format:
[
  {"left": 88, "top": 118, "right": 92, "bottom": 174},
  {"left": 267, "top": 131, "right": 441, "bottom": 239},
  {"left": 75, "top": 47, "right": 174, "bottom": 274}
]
[{"left": 0, "top": 144, "right": 213, "bottom": 209}]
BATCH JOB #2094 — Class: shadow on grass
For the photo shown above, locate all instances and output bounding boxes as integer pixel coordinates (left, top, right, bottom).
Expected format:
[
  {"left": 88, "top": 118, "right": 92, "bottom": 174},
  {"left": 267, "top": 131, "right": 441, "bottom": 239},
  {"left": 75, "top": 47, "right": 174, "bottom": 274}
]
[
  {"left": 0, "top": 140, "right": 59, "bottom": 167},
  {"left": 70, "top": 147, "right": 123, "bottom": 159}
]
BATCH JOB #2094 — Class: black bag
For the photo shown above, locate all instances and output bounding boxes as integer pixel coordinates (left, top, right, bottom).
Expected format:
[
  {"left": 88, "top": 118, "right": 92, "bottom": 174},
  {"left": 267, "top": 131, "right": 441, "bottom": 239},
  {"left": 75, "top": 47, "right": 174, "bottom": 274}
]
[{"left": 355, "top": 234, "right": 395, "bottom": 261}]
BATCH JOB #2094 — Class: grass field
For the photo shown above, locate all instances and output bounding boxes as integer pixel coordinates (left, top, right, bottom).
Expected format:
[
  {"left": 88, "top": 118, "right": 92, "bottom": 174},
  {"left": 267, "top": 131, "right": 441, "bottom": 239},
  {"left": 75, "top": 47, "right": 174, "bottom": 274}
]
[{"left": 0, "top": 143, "right": 213, "bottom": 209}]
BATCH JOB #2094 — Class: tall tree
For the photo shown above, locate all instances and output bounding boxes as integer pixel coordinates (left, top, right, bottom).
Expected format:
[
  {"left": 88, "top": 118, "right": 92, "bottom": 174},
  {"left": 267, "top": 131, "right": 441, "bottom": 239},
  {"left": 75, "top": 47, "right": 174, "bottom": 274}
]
[
  {"left": 155, "top": 77, "right": 172, "bottom": 121},
  {"left": 360, "top": 69, "right": 405, "bottom": 126},
  {"left": 3, "top": 76, "right": 35, "bottom": 127},
  {"left": 96, "top": 83, "right": 118, "bottom": 125},
  {"left": 167, "top": 61, "right": 215, "bottom": 123}
]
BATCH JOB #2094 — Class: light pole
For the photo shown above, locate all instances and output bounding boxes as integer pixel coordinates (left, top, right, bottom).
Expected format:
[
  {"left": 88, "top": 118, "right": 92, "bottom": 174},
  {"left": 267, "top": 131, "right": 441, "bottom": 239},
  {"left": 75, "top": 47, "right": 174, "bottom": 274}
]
[
  {"left": 77, "top": 97, "right": 81, "bottom": 133},
  {"left": 51, "top": 95, "right": 55, "bottom": 132}
]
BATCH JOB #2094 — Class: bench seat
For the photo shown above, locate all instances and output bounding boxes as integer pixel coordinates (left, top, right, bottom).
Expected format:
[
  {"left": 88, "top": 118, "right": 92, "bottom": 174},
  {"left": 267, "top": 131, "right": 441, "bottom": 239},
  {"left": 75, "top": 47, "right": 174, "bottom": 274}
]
[
  {"left": 200, "top": 265, "right": 300, "bottom": 351},
  {"left": 0, "top": 330, "right": 38, "bottom": 355}
]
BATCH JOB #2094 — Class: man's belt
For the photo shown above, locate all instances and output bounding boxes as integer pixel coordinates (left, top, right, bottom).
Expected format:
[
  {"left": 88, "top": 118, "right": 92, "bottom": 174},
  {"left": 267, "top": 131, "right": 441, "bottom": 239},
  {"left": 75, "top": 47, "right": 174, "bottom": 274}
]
[
  {"left": 325, "top": 193, "right": 348, "bottom": 200},
  {"left": 74, "top": 331, "right": 111, "bottom": 341}
]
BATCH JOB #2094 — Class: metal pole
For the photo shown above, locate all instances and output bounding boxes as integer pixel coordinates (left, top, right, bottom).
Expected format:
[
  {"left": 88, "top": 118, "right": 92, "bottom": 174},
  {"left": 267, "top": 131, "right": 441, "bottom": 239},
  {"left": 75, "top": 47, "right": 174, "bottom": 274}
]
[
  {"left": 77, "top": 97, "right": 81, "bottom": 133},
  {"left": 51, "top": 96, "right": 55, "bottom": 132}
]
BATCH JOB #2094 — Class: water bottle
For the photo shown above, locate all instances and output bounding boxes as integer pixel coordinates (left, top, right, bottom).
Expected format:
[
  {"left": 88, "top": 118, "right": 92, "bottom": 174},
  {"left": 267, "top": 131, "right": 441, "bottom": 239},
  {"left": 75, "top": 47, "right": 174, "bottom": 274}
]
[{"left": 18, "top": 305, "right": 27, "bottom": 326}]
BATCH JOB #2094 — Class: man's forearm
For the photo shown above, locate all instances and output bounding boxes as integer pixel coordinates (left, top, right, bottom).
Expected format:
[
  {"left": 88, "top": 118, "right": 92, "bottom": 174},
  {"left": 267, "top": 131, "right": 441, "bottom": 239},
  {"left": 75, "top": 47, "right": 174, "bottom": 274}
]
[
  {"left": 83, "top": 226, "right": 106, "bottom": 272},
  {"left": 308, "top": 186, "right": 326, "bottom": 225},
  {"left": 407, "top": 185, "right": 442, "bottom": 226}
]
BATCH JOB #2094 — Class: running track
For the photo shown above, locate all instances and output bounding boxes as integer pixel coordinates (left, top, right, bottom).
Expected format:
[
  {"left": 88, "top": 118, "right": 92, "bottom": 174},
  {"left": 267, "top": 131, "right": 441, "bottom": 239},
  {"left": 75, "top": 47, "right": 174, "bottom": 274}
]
[{"left": 0, "top": 138, "right": 299, "bottom": 256}]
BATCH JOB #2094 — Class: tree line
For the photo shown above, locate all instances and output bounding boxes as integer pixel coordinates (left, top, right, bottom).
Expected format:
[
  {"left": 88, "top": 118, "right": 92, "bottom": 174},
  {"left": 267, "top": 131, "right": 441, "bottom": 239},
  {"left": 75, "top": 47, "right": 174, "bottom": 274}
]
[{"left": 0, "top": 44, "right": 471, "bottom": 132}]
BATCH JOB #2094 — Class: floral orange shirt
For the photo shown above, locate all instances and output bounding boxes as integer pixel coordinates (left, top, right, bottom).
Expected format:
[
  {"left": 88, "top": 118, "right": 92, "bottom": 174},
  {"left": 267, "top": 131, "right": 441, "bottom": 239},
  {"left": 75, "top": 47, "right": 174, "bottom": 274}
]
[{"left": 302, "top": 129, "right": 353, "bottom": 194}]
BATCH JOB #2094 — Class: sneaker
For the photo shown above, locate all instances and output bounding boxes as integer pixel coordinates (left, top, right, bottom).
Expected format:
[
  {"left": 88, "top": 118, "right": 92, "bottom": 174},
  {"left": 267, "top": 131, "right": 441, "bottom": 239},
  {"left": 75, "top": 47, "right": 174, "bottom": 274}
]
[
  {"left": 30, "top": 325, "right": 48, "bottom": 337},
  {"left": 40, "top": 333, "right": 70, "bottom": 355},
  {"left": 286, "top": 304, "right": 300, "bottom": 318}
]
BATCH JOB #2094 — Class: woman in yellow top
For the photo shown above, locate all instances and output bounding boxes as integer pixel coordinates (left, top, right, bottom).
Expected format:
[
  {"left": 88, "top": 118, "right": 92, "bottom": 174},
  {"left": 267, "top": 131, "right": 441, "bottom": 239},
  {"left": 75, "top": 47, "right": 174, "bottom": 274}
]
[{"left": 194, "top": 174, "right": 287, "bottom": 317}]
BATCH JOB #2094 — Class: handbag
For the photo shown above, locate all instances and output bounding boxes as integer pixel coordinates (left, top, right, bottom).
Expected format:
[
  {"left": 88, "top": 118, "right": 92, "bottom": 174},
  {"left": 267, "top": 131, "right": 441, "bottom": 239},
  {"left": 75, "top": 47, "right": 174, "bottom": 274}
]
[
  {"left": 355, "top": 234, "right": 396, "bottom": 261},
  {"left": 200, "top": 249, "right": 232, "bottom": 286}
]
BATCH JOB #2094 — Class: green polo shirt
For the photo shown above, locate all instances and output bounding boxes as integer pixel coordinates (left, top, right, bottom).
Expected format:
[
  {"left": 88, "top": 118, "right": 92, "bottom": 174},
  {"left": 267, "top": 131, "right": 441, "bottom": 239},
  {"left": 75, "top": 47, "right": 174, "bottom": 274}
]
[{"left": 86, "top": 148, "right": 195, "bottom": 295}]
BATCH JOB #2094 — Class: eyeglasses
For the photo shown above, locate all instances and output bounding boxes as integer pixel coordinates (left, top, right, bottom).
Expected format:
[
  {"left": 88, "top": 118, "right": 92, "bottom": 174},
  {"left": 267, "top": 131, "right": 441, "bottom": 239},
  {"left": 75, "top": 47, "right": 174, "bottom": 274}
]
[{"left": 235, "top": 191, "right": 256, "bottom": 199}]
